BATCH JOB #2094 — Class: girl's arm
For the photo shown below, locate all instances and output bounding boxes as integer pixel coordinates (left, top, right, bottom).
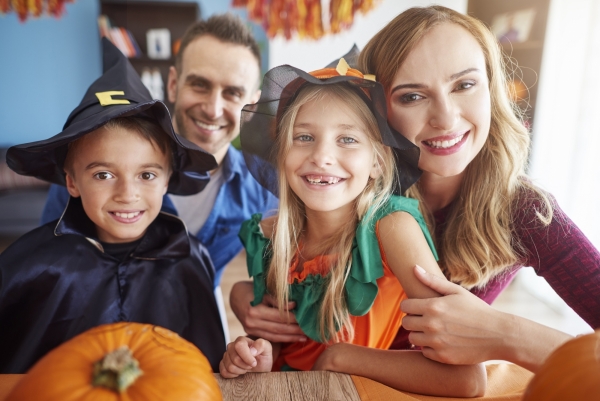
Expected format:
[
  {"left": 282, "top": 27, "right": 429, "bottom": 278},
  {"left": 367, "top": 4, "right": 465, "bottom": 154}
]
[
  {"left": 313, "top": 343, "right": 486, "bottom": 397},
  {"left": 401, "top": 266, "right": 574, "bottom": 372},
  {"left": 219, "top": 337, "right": 280, "bottom": 378}
]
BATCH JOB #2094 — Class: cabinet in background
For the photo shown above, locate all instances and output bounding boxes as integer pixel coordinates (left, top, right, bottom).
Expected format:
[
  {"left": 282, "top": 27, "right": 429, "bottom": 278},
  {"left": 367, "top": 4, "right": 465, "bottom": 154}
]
[{"left": 100, "top": 0, "right": 201, "bottom": 112}]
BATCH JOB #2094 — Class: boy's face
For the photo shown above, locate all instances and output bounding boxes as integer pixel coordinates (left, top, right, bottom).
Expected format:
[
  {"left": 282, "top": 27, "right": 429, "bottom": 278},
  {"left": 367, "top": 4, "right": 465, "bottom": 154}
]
[{"left": 65, "top": 126, "right": 170, "bottom": 244}]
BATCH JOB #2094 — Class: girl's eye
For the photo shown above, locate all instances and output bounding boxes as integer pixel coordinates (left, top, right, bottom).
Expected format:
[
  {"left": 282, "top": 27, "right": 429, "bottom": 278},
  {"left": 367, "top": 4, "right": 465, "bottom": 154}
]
[
  {"left": 140, "top": 172, "right": 157, "bottom": 181},
  {"left": 399, "top": 93, "right": 424, "bottom": 103},
  {"left": 339, "top": 137, "right": 358, "bottom": 144},
  {"left": 93, "top": 172, "right": 113, "bottom": 180},
  {"left": 456, "top": 81, "right": 475, "bottom": 91},
  {"left": 294, "top": 134, "right": 313, "bottom": 142}
]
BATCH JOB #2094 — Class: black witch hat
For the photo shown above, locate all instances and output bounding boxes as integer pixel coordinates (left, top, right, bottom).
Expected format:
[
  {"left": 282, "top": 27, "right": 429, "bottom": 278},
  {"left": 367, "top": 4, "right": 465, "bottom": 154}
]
[
  {"left": 239, "top": 53, "right": 421, "bottom": 197},
  {"left": 7, "top": 38, "right": 217, "bottom": 195}
]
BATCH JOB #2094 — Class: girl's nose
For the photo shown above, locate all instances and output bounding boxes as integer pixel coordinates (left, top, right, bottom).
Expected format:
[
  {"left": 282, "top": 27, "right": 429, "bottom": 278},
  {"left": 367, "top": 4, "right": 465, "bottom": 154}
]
[
  {"left": 309, "top": 140, "right": 335, "bottom": 168},
  {"left": 429, "top": 95, "right": 459, "bottom": 131}
]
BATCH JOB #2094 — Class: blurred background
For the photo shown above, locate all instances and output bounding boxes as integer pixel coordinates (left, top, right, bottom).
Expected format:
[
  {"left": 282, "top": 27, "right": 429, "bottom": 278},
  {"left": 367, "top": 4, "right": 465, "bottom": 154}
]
[{"left": 0, "top": 0, "right": 597, "bottom": 340}]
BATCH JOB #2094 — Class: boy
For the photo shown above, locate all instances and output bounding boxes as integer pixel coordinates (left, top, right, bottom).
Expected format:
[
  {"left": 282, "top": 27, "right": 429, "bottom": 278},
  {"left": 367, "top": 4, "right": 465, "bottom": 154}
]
[{"left": 0, "top": 38, "right": 225, "bottom": 373}]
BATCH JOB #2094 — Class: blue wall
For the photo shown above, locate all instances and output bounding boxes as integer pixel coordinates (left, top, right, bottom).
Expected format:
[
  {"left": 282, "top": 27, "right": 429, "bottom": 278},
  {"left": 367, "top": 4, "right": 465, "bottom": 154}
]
[{"left": 0, "top": 0, "right": 267, "bottom": 147}]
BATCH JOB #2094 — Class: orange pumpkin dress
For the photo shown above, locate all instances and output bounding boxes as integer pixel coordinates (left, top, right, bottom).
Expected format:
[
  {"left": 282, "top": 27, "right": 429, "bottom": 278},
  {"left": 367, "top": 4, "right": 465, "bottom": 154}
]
[{"left": 239, "top": 195, "right": 438, "bottom": 371}]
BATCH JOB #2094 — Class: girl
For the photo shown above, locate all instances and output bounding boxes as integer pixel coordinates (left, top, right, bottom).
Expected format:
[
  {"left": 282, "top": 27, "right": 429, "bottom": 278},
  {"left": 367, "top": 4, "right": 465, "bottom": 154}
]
[
  {"left": 230, "top": 4, "right": 599, "bottom": 375},
  {"left": 220, "top": 62, "right": 486, "bottom": 397}
]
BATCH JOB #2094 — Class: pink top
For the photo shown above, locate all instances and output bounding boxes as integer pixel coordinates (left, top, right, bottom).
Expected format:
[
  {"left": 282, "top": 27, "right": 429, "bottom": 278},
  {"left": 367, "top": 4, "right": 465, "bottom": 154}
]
[{"left": 390, "top": 191, "right": 600, "bottom": 349}]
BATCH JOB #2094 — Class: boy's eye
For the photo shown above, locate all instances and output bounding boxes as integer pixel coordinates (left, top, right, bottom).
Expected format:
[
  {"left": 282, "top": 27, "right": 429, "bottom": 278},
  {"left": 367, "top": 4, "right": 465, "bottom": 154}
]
[
  {"left": 140, "top": 172, "right": 157, "bottom": 181},
  {"left": 93, "top": 172, "right": 113, "bottom": 180}
]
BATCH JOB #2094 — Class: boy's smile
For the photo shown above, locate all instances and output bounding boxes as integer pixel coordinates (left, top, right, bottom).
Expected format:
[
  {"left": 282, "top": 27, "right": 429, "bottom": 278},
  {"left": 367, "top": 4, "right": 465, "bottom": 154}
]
[{"left": 65, "top": 126, "right": 170, "bottom": 244}]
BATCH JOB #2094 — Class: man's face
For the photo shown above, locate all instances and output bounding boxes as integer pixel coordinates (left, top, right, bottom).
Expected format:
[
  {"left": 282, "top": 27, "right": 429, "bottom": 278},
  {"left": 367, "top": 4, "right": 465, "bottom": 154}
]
[{"left": 167, "top": 35, "right": 261, "bottom": 163}]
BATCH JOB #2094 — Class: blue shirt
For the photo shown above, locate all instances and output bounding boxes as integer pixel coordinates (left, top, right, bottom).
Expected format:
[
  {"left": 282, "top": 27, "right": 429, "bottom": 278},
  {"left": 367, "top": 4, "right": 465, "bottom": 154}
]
[{"left": 41, "top": 146, "right": 278, "bottom": 286}]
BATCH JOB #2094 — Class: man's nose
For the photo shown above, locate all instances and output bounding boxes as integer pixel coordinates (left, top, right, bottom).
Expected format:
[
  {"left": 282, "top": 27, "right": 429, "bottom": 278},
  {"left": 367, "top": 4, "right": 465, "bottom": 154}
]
[{"left": 202, "top": 90, "right": 224, "bottom": 120}]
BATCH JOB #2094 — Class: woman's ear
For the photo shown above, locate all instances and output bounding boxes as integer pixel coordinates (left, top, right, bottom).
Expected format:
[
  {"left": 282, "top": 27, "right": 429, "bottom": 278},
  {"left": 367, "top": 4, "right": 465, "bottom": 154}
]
[{"left": 65, "top": 172, "right": 81, "bottom": 198}]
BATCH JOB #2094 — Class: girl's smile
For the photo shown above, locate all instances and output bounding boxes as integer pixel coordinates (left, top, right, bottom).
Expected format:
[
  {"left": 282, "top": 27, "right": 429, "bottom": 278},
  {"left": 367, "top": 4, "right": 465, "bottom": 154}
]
[{"left": 284, "top": 93, "right": 379, "bottom": 216}]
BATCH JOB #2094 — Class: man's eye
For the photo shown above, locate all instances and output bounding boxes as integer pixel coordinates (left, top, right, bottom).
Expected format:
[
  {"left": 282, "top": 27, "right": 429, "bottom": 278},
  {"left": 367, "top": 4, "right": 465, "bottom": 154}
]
[
  {"left": 140, "top": 172, "right": 157, "bottom": 181},
  {"left": 94, "top": 172, "right": 113, "bottom": 180}
]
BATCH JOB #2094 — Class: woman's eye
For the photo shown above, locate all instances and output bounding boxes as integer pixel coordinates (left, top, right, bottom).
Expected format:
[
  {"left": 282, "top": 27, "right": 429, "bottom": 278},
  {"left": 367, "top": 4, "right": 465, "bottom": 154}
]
[
  {"left": 456, "top": 81, "right": 475, "bottom": 91},
  {"left": 140, "top": 172, "right": 157, "bottom": 181},
  {"left": 400, "top": 93, "right": 424, "bottom": 103},
  {"left": 93, "top": 172, "right": 113, "bottom": 180},
  {"left": 340, "top": 137, "right": 358, "bottom": 144}
]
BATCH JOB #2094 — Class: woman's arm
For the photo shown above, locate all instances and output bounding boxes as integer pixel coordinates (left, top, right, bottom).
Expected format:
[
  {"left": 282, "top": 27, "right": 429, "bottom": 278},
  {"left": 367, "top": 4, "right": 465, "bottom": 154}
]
[
  {"left": 401, "top": 266, "right": 574, "bottom": 372},
  {"left": 229, "top": 281, "right": 307, "bottom": 342},
  {"left": 313, "top": 343, "right": 486, "bottom": 397}
]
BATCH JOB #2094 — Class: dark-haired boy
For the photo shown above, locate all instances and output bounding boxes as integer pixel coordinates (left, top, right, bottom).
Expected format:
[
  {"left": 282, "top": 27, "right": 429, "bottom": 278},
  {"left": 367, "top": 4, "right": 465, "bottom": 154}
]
[{"left": 0, "top": 38, "right": 225, "bottom": 373}]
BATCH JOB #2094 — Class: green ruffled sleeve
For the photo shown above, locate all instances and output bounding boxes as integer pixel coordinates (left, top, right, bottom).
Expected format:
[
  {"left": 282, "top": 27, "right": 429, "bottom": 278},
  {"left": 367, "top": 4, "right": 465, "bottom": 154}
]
[
  {"left": 238, "top": 213, "right": 271, "bottom": 307},
  {"left": 345, "top": 195, "right": 438, "bottom": 317}
]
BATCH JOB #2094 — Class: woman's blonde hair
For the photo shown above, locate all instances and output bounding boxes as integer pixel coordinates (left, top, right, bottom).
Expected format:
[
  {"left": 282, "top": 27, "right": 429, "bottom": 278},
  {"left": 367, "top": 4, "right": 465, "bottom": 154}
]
[
  {"left": 268, "top": 83, "right": 396, "bottom": 342},
  {"left": 359, "top": 5, "right": 553, "bottom": 288}
]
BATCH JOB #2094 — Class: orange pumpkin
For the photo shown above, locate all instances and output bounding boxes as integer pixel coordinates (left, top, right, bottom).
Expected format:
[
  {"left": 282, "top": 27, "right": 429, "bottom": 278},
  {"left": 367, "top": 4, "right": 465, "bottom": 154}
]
[
  {"left": 523, "top": 330, "right": 600, "bottom": 401},
  {"left": 6, "top": 322, "right": 222, "bottom": 401}
]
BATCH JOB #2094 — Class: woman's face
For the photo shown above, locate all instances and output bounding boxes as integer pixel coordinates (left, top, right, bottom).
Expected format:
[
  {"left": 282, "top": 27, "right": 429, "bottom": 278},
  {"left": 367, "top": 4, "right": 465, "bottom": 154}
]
[{"left": 387, "top": 22, "right": 491, "bottom": 179}]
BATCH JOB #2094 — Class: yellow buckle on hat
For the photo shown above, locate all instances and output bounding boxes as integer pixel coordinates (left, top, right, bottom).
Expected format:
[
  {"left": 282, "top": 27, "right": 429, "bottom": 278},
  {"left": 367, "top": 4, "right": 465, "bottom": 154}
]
[{"left": 95, "top": 91, "right": 131, "bottom": 106}]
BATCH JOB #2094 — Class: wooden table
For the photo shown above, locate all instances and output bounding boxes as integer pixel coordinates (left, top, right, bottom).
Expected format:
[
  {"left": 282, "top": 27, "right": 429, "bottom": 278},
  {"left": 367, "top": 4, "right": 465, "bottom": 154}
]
[
  {"left": 215, "top": 371, "right": 361, "bottom": 401},
  {"left": 0, "top": 371, "right": 361, "bottom": 401}
]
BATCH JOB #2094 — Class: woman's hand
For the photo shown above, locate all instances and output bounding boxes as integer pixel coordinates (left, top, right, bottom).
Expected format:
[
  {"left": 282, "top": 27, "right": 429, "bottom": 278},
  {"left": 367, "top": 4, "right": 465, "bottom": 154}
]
[
  {"left": 401, "top": 266, "right": 573, "bottom": 372},
  {"left": 229, "top": 281, "right": 307, "bottom": 343},
  {"left": 219, "top": 336, "right": 274, "bottom": 378}
]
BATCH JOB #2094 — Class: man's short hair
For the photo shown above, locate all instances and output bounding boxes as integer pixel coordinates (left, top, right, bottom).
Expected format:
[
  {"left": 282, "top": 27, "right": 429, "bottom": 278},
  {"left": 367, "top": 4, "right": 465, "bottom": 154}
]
[{"left": 175, "top": 13, "right": 261, "bottom": 73}]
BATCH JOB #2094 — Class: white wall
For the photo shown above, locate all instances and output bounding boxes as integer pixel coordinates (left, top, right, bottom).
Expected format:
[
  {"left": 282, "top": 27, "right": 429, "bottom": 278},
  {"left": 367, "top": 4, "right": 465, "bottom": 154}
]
[
  {"left": 268, "top": 0, "right": 467, "bottom": 70},
  {"left": 530, "top": 0, "right": 600, "bottom": 248}
]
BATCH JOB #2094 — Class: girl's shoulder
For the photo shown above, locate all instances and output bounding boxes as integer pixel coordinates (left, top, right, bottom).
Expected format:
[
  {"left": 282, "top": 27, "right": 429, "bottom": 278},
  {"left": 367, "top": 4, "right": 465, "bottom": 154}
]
[{"left": 364, "top": 195, "right": 425, "bottom": 229}]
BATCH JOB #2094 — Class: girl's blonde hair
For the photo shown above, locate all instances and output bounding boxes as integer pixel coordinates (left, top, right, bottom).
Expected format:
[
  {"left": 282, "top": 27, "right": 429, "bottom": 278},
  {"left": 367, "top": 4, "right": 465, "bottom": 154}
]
[
  {"left": 268, "top": 83, "right": 396, "bottom": 342},
  {"left": 359, "top": 5, "right": 553, "bottom": 288}
]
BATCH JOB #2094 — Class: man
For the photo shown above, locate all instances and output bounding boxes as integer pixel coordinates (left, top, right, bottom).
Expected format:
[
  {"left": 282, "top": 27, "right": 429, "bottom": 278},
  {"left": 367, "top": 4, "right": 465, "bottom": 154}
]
[{"left": 41, "top": 14, "right": 277, "bottom": 291}]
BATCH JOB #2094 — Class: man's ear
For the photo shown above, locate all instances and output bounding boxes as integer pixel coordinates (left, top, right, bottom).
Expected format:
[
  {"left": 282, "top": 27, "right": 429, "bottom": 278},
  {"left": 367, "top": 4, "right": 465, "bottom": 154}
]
[
  {"left": 249, "top": 89, "right": 261, "bottom": 104},
  {"left": 65, "top": 172, "right": 81, "bottom": 198},
  {"left": 167, "top": 66, "right": 179, "bottom": 104}
]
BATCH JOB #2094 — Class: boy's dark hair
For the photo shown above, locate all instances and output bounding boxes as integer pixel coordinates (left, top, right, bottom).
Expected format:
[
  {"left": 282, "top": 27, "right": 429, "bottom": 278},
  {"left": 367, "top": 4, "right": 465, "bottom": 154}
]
[
  {"left": 64, "top": 116, "right": 173, "bottom": 175},
  {"left": 175, "top": 13, "right": 261, "bottom": 73}
]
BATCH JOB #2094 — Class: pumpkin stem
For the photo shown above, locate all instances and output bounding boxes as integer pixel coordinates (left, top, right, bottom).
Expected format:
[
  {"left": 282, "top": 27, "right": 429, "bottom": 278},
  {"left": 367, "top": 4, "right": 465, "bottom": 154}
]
[{"left": 92, "top": 345, "right": 143, "bottom": 392}]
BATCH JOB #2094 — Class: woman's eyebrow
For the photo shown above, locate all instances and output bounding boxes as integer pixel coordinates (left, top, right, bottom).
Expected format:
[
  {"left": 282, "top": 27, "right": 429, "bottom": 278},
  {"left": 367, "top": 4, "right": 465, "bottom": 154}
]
[
  {"left": 390, "top": 68, "right": 481, "bottom": 95},
  {"left": 449, "top": 68, "right": 480, "bottom": 80}
]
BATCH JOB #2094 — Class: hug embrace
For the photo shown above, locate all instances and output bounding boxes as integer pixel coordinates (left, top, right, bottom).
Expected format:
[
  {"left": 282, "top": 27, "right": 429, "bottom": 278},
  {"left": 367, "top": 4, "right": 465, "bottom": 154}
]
[{"left": 226, "top": 5, "right": 600, "bottom": 397}]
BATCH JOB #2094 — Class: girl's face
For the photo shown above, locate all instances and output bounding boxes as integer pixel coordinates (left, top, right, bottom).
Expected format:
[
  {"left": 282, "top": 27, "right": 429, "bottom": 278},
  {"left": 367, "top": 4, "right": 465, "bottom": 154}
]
[
  {"left": 284, "top": 93, "right": 380, "bottom": 216},
  {"left": 387, "top": 22, "right": 491, "bottom": 179}
]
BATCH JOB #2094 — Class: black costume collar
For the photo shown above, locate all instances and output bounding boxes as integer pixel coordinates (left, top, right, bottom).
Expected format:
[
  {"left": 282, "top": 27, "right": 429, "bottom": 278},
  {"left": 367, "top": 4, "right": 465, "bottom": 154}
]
[{"left": 55, "top": 197, "right": 191, "bottom": 259}]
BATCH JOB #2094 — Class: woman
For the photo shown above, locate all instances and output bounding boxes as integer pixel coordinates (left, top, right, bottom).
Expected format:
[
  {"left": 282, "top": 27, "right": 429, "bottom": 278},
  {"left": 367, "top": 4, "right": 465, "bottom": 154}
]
[{"left": 230, "top": 5, "right": 600, "bottom": 373}]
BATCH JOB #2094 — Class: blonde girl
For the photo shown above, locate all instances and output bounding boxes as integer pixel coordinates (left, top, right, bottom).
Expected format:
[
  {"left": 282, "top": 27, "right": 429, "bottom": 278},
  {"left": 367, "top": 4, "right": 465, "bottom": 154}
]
[{"left": 220, "top": 63, "right": 486, "bottom": 397}]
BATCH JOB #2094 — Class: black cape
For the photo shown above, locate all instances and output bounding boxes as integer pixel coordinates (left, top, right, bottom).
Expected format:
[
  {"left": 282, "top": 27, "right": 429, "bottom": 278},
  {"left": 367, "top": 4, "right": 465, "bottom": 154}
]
[{"left": 0, "top": 197, "right": 225, "bottom": 373}]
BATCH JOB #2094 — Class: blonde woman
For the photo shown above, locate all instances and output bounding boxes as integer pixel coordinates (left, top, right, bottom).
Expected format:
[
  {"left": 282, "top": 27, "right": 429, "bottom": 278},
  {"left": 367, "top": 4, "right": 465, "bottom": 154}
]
[
  {"left": 231, "top": 6, "right": 600, "bottom": 374},
  {"left": 221, "top": 63, "right": 486, "bottom": 397}
]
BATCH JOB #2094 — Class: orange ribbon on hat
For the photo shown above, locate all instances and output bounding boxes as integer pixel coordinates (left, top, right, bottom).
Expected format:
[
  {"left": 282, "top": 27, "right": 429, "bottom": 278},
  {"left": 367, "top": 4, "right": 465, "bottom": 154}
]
[{"left": 309, "top": 58, "right": 376, "bottom": 81}]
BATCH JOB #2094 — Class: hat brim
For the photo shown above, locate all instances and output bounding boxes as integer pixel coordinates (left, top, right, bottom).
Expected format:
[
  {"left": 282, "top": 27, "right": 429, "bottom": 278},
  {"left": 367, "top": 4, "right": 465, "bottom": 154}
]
[{"left": 7, "top": 100, "right": 217, "bottom": 195}]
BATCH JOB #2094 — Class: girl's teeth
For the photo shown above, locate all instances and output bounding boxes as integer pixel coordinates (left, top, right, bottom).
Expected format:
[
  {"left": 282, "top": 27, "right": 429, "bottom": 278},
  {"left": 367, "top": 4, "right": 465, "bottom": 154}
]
[
  {"left": 306, "top": 175, "right": 341, "bottom": 185},
  {"left": 115, "top": 212, "right": 140, "bottom": 219},
  {"left": 426, "top": 134, "right": 464, "bottom": 148}
]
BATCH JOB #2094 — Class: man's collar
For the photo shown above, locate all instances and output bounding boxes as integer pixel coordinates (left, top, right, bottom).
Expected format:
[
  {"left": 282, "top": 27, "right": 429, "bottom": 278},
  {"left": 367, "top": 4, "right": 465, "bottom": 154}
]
[
  {"left": 220, "top": 146, "right": 245, "bottom": 182},
  {"left": 55, "top": 197, "right": 191, "bottom": 259}
]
